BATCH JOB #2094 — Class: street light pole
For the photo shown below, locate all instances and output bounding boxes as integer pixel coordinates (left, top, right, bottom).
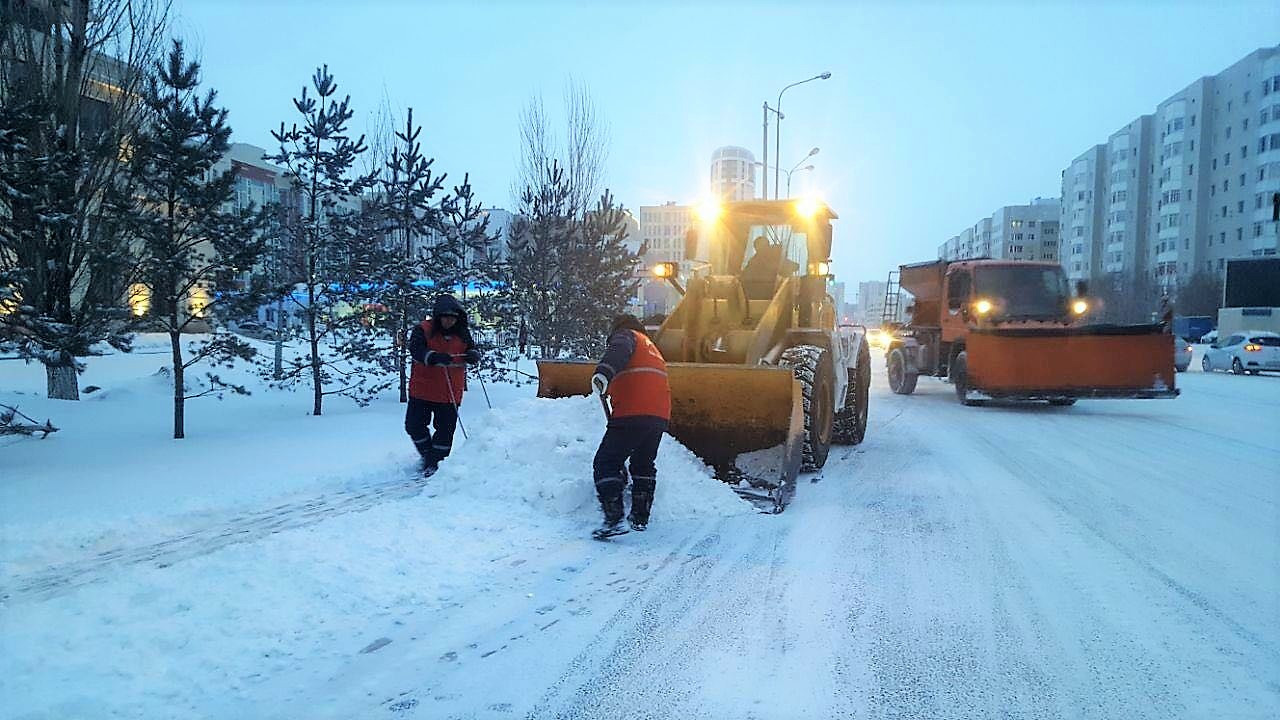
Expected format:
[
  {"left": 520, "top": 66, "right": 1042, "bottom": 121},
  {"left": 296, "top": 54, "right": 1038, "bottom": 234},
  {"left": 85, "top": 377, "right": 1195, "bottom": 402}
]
[
  {"left": 774, "top": 72, "right": 831, "bottom": 200},
  {"left": 787, "top": 165, "right": 815, "bottom": 197},
  {"left": 762, "top": 102, "right": 768, "bottom": 200}
]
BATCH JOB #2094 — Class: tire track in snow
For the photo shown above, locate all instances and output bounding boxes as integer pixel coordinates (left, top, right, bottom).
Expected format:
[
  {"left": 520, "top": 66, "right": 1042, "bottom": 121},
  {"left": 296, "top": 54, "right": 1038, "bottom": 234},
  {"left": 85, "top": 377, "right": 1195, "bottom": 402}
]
[{"left": 3, "top": 470, "right": 428, "bottom": 604}]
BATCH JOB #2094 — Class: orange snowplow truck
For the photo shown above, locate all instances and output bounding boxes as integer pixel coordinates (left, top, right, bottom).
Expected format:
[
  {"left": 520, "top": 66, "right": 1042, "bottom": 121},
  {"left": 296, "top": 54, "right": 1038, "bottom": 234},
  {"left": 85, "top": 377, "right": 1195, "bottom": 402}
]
[{"left": 885, "top": 259, "right": 1178, "bottom": 405}]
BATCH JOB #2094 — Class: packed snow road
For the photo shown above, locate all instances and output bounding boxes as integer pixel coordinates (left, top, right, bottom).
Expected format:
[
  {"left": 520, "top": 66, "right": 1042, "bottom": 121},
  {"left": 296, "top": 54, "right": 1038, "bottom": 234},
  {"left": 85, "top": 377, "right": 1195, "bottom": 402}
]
[
  {"left": 3, "top": 355, "right": 1278, "bottom": 719},
  {"left": 269, "top": 364, "right": 1280, "bottom": 719}
]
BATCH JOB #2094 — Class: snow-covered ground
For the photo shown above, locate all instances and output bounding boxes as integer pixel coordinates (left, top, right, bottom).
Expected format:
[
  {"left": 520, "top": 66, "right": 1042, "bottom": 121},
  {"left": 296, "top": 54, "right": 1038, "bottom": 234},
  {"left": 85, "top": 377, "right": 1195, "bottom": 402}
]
[{"left": 2, "top": 342, "right": 1278, "bottom": 719}]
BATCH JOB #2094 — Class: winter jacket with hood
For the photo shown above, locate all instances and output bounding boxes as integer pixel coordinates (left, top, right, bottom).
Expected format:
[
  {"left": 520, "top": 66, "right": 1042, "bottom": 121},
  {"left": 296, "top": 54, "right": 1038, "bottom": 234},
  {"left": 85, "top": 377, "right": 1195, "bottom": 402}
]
[{"left": 409, "top": 295, "right": 477, "bottom": 404}]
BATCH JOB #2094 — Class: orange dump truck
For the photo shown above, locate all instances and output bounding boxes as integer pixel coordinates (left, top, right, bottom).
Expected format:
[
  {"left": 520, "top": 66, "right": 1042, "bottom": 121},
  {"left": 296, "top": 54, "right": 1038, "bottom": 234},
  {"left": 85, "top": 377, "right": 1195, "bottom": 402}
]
[{"left": 885, "top": 259, "right": 1177, "bottom": 405}]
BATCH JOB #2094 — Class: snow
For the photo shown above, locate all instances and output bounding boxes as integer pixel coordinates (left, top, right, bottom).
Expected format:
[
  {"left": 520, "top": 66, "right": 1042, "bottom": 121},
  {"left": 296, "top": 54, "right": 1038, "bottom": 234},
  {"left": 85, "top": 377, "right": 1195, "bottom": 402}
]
[
  {"left": 3, "top": 340, "right": 1279, "bottom": 719},
  {"left": 0, "top": 337, "right": 749, "bottom": 718}
]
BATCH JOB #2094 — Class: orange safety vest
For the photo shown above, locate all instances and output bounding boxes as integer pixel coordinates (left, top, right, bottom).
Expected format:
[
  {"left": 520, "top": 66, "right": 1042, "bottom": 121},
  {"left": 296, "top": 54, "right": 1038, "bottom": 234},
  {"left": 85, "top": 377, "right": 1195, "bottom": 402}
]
[
  {"left": 409, "top": 319, "right": 468, "bottom": 404},
  {"left": 608, "top": 330, "right": 671, "bottom": 420}
]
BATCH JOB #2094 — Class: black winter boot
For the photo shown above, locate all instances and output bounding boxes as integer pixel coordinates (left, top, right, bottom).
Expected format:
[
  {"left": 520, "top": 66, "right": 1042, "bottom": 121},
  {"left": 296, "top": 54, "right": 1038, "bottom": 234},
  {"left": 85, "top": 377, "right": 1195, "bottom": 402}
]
[
  {"left": 628, "top": 475, "right": 655, "bottom": 531},
  {"left": 593, "top": 475, "right": 629, "bottom": 540}
]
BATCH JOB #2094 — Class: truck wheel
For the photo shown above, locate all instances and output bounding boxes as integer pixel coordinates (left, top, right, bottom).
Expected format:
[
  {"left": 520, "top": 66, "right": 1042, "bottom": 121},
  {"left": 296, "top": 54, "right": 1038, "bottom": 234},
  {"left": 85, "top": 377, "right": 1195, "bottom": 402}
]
[
  {"left": 887, "top": 347, "right": 918, "bottom": 395},
  {"left": 953, "top": 351, "right": 982, "bottom": 406},
  {"left": 780, "top": 345, "right": 834, "bottom": 471},
  {"left": 833, "top": 341, "right": 870, "bottom": 445}
]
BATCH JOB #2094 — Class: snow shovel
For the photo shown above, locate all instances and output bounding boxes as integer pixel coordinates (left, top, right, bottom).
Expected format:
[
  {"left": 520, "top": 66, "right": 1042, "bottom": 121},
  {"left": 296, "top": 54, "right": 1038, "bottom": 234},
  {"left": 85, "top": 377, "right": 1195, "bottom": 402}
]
[{"left": 451, "top": 353, "right": 493, "bottom": 410}]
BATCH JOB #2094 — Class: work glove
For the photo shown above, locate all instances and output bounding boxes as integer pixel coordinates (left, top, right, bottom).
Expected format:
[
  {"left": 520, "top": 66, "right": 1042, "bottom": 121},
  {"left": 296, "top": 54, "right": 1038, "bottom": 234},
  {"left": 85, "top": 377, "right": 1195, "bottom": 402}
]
[
  {"left": 426, "top": 351, "right": 452, "bottom": 366},
  {"left": 591, "top": 373, "right": 609, "bottom": 397},
  {"left": 462, "top": 349, "right": 481, "bottom": 365}
]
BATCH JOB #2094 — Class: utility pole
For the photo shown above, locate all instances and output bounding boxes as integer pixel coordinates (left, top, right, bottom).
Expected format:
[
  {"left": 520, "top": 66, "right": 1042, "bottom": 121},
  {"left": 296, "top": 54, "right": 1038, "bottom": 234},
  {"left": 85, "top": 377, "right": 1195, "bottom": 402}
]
[{"left": 761, "top": 102, "right": 769, "bottom": 200}]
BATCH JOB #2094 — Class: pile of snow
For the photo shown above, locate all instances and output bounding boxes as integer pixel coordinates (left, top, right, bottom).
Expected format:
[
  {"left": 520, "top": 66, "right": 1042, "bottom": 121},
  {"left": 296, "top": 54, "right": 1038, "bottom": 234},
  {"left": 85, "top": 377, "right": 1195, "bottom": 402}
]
[{"left": 430, "top": 394, "right": 751, "bottom": 523}]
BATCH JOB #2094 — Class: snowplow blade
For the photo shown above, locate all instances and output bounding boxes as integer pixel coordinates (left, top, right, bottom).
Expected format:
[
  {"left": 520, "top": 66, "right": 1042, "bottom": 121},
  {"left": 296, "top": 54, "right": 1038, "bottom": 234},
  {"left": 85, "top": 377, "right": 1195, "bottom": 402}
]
[
  {"left": 536, "top": 360, "right": 804, "bottom": 511},
  {"left": 967, "top": 324, "right": 1178, "bottom": 399}
]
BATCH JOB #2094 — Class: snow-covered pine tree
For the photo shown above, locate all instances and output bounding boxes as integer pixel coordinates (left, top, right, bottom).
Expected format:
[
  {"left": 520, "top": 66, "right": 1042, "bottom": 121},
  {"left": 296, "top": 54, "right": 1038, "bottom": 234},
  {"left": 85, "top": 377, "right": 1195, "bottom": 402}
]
[
  {"left": 500, "top": 162, "right": 639, "bottom": 360},
  {"left": 561, "top": 189, "right": 639, "bottom": 357},
  {"left": 113, "top": 40, "right": 267, "bottom": 439},
  {"left": 502, "top": 161, "right": 578, "bottom": 358},
  {"left": 267, "top": 66, "right": 383, "bottom": 415},
  {"left": 375, "top": 107, "right": 446, "bottom": 403},
  {"left": 0, "top": 0, "right": 170, "bottom": 400},
  {"left": 434, "top": 175, "right": 508, "bottom": 380}
]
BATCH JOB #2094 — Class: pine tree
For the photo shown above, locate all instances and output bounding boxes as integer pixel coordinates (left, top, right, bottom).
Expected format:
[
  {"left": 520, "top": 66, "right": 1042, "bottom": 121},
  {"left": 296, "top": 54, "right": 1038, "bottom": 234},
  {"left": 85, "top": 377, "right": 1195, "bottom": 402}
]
[
  {"left": 376, "top": 107, "right": 446, "bottom": 403},
  {"left": 114, "top": 40, "right": 266, "bottom": 439},
  {"left": 501, "top": 162, "right": 638, "bottom": 358},
  {"left": 0, "top": 0, "right": 170, "bottom": 400},
  {"left": 267, "top": 66, "right": 383, "bottom": 415}
]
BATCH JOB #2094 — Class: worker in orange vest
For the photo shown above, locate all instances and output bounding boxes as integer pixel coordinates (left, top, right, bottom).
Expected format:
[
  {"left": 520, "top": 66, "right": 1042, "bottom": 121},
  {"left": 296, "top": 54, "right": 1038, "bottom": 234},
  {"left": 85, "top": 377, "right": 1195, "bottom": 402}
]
[
  {"left": 407, "top": 294, "right": 480, "bottom": 476},
  {"left": 590, "top": 314, "right": 671, "bottom": 539}
]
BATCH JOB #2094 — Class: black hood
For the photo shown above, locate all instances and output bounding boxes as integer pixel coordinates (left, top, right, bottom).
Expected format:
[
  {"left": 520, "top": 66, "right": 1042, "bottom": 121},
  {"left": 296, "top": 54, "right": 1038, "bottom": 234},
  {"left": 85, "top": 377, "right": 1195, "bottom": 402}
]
[
  {"left": 609, "top": 314, "right": 645, "bottom": 337},
  {"left": 429, "top": 294, "right": 471, "bottom": 341},
  {"left": 432, "top": 294, "right": 466, "bottom": 321}
]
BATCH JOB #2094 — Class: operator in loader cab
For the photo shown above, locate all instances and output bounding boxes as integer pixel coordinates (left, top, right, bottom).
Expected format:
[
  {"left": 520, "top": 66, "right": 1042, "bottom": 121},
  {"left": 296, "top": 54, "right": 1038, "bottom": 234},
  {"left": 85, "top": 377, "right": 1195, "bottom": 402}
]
[{"left": 589, "top": 314, "right": 671, "bottom": 539}]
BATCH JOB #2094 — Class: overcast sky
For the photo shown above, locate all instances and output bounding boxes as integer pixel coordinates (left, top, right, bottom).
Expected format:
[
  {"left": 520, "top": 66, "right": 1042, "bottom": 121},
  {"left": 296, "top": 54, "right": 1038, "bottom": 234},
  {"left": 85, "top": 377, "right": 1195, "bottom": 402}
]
[{"left": 173, "top": 0, "right": 1279, "bottom": 293}]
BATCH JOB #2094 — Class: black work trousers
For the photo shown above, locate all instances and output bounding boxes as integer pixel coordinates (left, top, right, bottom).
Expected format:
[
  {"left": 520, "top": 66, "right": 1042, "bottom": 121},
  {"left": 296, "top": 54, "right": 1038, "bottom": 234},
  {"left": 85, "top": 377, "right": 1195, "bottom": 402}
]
[
  {"left": 405, "top": 398, "right": 458, "bottom": 467},
  {"left": 592, "top": 416, "right": 666, "bottom": 502}
]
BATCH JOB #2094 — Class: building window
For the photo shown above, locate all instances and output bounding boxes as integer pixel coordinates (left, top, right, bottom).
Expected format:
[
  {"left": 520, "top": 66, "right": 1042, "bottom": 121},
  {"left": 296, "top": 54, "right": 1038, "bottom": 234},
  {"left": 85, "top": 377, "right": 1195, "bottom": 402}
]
[
  {"left": 1188, "top": 164, "right": 1194, "bottom": 175},
  {"left": 1226, "top": 125, "right": 1232, "bottom": 139},
  {"left": 1237, "top": 227, "right": 1243, "bottom": 241},
  {"left": 1224, "top": 179, "right": 1230, "bottom": 191},
  {"left": 1242, "top": 145, "right": 1248, "bottom": 158},
  {"left": 1225, "top": 152, "right": 1231, "bottom": 166},
  {"left": 1222, "top": 205, "right": 1228, "bottom": 217},
  {"left": 1238, "top": 200, "right": 1245, "bottom": 213},
  {"left": 1256, "top": 223, "right": 1264, "bottom": 238},
  {"left": 1190, "top": 114, "right": 1196, "bottom": 126}
]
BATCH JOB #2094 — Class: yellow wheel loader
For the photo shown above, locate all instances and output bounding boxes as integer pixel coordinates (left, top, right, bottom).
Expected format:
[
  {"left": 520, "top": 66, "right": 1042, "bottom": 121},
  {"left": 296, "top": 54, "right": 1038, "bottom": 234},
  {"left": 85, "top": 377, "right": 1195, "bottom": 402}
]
[{"left": 536, "top": 199, "right": 871, "bottom": 512}]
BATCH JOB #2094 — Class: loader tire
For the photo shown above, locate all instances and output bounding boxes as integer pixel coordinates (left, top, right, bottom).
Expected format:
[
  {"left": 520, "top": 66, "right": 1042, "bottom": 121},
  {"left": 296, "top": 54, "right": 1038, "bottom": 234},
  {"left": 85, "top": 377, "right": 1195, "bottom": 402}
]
[
  {"left": 833, "top": 341, "right": 870, "bottom": 445},
  {"left": 887, "top": 347, "right": 918, "bottom": 395},
  {"left": 953, "top": 351, "right": 982, "bottom": 406},
  {"left": 780, "top": 345, "right": 834, "bottom": 471}
]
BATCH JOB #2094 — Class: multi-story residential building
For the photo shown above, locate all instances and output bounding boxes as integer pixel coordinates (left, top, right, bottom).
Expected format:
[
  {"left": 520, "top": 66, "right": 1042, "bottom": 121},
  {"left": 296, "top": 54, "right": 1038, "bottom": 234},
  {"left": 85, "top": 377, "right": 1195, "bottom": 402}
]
[
  {"left": 857, "top": 280, "right": 888, "bottom": 324},
  {"left": 1061, "top": 145, "right": 1108, "bottom": 282},
  {"left": 938, "top": 201, "right": 1058, "bottom": 262},
  {"left": 1064, "top": 45, "right": 1280, "bottom": 295},
  {"left": 1100, "top": 115, "right": 1155, "bottom": 281},
  {"left": 637, "top": 202, "right": 692, "bottom": 315},
  {"left": 990, "top": 199, "right": 1060, "bottom": 261},
  {"left": 710, "top": 146, "right": 756, "bottom": 201}
]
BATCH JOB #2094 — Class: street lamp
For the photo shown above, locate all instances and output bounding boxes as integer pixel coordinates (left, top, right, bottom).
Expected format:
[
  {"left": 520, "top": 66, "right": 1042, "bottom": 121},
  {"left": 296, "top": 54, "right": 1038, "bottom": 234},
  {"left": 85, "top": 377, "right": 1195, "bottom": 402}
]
[
  {"left": 774, "top": 72, "right": 831, "bottom": 200},
  {"left": 754, "top": 147, "right": 818, "bottom": 197}
]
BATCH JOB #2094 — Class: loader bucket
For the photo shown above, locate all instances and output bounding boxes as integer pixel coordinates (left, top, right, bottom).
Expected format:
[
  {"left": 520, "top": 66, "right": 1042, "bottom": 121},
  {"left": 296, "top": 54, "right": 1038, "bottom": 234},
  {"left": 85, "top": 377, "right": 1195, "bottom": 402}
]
[
  {"left": 966, "top": 324, "right": 1178, "bottom": 399},
  {"left": 536, "top": 360, "right": 805, "bottom": 511}
]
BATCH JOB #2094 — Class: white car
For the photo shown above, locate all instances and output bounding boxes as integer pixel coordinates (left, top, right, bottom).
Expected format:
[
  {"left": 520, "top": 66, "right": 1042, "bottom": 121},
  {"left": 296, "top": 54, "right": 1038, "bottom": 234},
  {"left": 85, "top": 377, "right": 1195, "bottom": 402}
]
[
  {"left": 1174, "top": 336, "right": 1192, "bottom": 372},
  {"left": 1201, "top": 331, "right": 1280, "bottom": 375}
]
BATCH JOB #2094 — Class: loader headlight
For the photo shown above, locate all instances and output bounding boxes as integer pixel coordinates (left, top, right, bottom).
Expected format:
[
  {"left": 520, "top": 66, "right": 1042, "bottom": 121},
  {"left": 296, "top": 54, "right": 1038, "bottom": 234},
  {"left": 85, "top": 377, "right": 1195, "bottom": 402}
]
[
  {"left": 794, "top": 196, "right": 823, "bottom": 219},
  {"left": 974, "top": 299, "right": 993, "bottom": 315},
  {"left": 695, "top": 198, "right": 722, "bottom": 223},
  {"left": 652, "top": 261, "right": 676, "bottom": 279},
  {"left": 1071, "top": 299, "right": 1088, "bottom": 315},
  {"left": 809, "top": 260, "right": 831, "bottom": 276}
]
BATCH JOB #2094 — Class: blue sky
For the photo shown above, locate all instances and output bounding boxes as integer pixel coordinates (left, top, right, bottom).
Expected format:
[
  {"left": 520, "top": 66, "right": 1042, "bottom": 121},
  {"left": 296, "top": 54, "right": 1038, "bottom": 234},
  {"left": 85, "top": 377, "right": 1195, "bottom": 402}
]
[{"left": 174, "top": 0, "right": 1279, "bottom": 291}]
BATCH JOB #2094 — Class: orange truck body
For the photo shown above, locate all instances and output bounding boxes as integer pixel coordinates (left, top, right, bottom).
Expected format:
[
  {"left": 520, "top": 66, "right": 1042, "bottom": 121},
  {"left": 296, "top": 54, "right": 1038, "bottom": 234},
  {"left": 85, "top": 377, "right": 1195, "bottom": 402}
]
[{"left": 892, "top": 259, "right": 1177, "bottom": 401}]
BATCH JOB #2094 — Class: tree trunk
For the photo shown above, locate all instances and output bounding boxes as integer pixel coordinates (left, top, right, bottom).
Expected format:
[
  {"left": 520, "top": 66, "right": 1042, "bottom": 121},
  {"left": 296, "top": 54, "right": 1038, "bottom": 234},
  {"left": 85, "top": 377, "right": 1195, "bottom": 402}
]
[
  {"left": 170, "top": 329, "right": 185, "bottom": 439},
  {"left": 397, "top": 307, "right": 408, "bottom": 403},
  {"left": 309, "top": 308, "right": 323, "bottom": 416},
  {"left": 273, "top": 298, "right": 284, "bottom": 381},
  {"left": 45, "top": 362, "right": 79, "bottom": 401}
]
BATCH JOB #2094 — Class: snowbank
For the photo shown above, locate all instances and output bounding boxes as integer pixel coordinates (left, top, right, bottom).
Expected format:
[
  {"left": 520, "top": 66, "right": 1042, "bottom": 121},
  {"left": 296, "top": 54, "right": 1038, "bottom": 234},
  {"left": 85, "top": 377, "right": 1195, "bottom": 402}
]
[{"left": 430, "top": 394, "right": 750, "bottom": 523}]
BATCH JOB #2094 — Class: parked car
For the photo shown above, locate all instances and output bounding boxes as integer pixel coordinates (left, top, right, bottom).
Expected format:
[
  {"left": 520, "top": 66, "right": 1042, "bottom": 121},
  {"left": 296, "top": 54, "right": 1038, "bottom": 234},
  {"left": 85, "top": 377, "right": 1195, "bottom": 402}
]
[
  {"left": 1174, "top": 336, "right": 1193, "bottom": 372},
  {"left": 1201, "top": 331, "right": 1280, "bottom": 374}
]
